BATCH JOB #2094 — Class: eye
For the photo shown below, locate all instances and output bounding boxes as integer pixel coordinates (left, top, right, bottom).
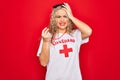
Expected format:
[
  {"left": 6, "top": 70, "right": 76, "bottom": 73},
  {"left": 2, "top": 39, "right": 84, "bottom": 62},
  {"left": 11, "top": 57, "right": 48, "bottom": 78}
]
[
  {"left": 56, "top": 16, "right": 61, "bottom": 18},
  {"left": 63, "top": 15, "right": 68, "bottom": 18}
]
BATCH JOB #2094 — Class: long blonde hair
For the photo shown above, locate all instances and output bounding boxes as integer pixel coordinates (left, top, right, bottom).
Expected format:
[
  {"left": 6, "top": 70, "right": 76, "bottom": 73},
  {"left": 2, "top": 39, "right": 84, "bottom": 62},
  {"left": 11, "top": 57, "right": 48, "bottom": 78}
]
[{"left": 49, "top": 5, "right": 75, "bottom": 41}]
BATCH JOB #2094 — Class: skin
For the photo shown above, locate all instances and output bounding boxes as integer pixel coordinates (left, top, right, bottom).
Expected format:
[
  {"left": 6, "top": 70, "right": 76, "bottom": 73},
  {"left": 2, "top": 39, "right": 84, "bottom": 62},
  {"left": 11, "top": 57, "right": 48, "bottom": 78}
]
[
  {"left": 39, "top": 3, "right": 92, "bottom": 67},
  {"left": 55, "top": 8, "right": 69, "bottom": 33}
]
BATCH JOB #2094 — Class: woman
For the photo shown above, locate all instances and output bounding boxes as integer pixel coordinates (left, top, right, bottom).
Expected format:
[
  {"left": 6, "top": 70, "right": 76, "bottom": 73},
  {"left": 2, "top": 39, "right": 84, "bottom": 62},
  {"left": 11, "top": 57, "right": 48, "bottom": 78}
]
[{"left": 37, "top": 3, "right": 92, "bottom": 80}]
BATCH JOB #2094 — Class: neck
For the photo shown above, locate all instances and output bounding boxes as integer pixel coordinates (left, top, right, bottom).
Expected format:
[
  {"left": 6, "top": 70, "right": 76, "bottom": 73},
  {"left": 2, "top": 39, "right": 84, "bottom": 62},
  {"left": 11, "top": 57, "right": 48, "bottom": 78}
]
[{"left": 57, "top": 29, "right": 67, "bottom": 34}]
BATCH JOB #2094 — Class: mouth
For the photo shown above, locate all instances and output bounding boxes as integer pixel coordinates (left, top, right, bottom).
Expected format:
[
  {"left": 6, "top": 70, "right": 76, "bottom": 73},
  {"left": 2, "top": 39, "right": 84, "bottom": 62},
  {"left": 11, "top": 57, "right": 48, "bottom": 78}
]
[{"left": 59, "top": 22, "right": 66, "bottom": 26}]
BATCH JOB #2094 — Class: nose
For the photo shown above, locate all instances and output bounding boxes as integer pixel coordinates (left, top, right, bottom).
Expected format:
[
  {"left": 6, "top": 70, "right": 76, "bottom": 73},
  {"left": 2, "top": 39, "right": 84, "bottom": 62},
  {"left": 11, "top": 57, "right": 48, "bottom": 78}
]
[{"left": 60, "top": 17, "right": 65, "bottom": 21}]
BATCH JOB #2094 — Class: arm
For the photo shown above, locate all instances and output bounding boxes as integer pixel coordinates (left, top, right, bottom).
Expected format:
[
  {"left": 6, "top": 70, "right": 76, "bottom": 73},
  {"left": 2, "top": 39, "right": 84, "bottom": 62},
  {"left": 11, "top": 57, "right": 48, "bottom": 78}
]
[
  {"left": 69, "top": 16, "right": 92, "bottom": 39},
  {"left": 63, "top": 3, "right": 92, "bottom": 39},
  {"left": 39, "top": 27, "right": 52, "bottom": 67}
]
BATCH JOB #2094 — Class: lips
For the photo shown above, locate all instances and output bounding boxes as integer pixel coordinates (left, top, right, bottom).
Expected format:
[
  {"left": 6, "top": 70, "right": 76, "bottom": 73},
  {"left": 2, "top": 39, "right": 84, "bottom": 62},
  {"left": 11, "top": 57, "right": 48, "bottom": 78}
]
[{"left": 59, "top": 22, "right": 66, "bottom": 26}]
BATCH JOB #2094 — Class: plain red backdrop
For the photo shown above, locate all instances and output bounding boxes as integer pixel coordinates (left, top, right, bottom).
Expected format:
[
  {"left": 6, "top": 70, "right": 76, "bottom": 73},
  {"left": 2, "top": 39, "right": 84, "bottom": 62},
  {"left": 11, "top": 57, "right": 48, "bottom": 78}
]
[{"left": 0, "top": 0, "right": 120, "bottom": 80}]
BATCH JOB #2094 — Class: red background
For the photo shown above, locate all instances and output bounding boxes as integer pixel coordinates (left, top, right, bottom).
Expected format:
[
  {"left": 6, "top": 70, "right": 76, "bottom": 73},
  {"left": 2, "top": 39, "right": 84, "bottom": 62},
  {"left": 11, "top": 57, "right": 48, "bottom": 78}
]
[{"left": 0, "top": 0, "right": 120, "bottom": 80}]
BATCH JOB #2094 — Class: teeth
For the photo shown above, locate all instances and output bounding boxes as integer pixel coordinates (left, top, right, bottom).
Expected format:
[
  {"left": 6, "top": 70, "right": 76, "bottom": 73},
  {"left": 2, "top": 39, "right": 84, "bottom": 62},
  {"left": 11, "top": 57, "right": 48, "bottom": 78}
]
[{"left": 59, "top": 23, "right": 65, "bottom": 26}]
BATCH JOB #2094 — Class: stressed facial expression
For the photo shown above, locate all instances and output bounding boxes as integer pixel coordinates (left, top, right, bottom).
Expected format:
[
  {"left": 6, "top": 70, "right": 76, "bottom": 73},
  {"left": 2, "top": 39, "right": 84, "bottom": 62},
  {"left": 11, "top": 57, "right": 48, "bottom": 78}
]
[{"left": 55, "top": 9, "right": 69, "bottom": 31}]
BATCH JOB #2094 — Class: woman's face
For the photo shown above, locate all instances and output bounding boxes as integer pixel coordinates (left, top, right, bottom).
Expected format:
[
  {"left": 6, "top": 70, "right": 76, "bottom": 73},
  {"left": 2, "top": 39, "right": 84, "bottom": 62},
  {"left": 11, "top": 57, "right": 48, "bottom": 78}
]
[{"left": 55, "top": 8, "right": 69, "bottom": 32}]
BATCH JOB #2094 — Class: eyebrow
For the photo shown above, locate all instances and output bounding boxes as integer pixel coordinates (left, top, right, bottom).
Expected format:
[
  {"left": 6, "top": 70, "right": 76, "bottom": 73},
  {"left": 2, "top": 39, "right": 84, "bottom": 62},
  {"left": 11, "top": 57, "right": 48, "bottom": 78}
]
[{"left": 55, "top": 15, "right": 68, "bottom": 18}]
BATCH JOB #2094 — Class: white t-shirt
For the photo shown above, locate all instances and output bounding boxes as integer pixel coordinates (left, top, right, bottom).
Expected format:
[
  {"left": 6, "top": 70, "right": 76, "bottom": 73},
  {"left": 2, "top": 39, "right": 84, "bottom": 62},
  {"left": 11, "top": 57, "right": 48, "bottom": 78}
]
[{"left": 37, "top": 29, "right": 89, "bottom": 80}]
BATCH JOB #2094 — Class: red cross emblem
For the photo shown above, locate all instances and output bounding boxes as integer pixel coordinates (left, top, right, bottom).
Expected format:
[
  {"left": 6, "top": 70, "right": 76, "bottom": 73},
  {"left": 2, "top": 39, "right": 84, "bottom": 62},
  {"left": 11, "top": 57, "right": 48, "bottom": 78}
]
[{"left": 59, "top": 44, "right": 73, "bottom": 57}]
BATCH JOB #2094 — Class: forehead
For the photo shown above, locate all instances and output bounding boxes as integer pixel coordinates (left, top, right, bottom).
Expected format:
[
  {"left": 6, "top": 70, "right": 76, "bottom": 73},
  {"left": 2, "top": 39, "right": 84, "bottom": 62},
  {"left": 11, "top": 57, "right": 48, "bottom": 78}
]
[{"left": 55, "top": 9, "right": 67, "bottom": 15}]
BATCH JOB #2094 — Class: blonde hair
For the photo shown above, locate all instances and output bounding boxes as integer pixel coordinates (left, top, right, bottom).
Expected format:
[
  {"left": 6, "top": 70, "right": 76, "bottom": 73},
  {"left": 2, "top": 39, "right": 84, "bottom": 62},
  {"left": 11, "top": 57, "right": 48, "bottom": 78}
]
[{"left": 49, "top": 6, "right": 75, "bottom": 38}]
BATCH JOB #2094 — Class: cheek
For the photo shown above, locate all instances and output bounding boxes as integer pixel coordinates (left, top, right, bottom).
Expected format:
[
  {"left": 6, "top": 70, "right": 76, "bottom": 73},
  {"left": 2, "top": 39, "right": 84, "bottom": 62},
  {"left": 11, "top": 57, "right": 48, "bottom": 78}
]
[
  {"left": 67, "top": 20, "right": 71, "bottom": 26},
  {"left": 55, "top": 20, "right": 59, "bottom": 26},
  {"left": 65, "top": 18, "right": 69, "bottom": 22},
  {"left": 55, "top": 19, "right": 60, "bottom": 24},
  {"left": 66, "top": 19, "right": 69, "bottom": 24}
]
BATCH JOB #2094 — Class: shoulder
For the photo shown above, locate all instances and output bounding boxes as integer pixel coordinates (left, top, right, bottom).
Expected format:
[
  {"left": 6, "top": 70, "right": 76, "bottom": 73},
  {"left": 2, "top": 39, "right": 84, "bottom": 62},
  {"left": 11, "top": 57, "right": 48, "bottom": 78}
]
[{"left": 72, "top": 29, "right": 81, "bottom": 35}]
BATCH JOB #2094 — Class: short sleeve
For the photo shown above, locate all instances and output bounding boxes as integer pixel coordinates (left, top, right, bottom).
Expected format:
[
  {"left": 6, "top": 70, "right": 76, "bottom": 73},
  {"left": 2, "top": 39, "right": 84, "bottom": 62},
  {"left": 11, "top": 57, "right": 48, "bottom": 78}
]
[
  {"left": 75, "top": 29, "right": 89, "bottom": 45},
  {"left": 81, "top": 37, "right": 89, "bottom": 44},
  {"left": 37, "top": 38, "right": 43, "bottom": 57}
]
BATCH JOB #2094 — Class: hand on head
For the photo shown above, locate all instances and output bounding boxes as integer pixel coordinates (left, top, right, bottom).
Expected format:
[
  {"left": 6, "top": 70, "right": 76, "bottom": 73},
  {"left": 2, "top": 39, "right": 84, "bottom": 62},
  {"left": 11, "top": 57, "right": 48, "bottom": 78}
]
[{"left": 62, "top": 3, "right": 73, "bottom": 19}]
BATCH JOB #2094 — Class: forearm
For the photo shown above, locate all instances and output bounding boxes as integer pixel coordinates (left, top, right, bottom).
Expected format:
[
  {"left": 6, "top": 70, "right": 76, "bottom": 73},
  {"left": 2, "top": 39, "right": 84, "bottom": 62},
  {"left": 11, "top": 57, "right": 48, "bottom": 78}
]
[
  {"left": 70, "top": 16, "right": 92, "bottom": 37},
  {"left": 39, "top": 41, "right": 50, "bottom": 67}
]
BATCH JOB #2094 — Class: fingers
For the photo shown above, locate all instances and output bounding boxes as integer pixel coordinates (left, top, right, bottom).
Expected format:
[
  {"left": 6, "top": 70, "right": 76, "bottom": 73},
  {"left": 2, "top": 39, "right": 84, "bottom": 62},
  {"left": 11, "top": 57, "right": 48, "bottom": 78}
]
[
  {"left": 62, "top": 3, "right": 73, "bottom": 19},
  {"left": 41, "top": 27, "right": 52, "bottom": 38},
  {"left": 42, "top": 27, "right": 49, "bottom": 34},
  {"left": 44, "top": 28, "right": 49, "bottom": 35},
  {"left": 63, "top": 3, "right": 71, "bottom": 11},
  {"left": 42, "top": 27, "right": 47, "bottom": 34},
  {"left": 41, "top": 27, "right": 52, "bottom": 42},
  {"left": 62, "top": 3, "right": 72, "bottom": 16},
  {"left": 63, "top": 3, "right": 69, "bottom": 8}
]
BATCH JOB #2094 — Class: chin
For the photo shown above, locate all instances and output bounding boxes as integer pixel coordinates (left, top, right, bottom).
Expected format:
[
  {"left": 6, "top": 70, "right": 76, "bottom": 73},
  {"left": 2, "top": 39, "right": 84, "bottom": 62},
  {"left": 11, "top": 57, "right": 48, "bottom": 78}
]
[
  {"left": 58, "top": 26, "right": 67, "bottom": 29},
  {"left": 58, "top": 25, "right": 67, "bottom": 28}
]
